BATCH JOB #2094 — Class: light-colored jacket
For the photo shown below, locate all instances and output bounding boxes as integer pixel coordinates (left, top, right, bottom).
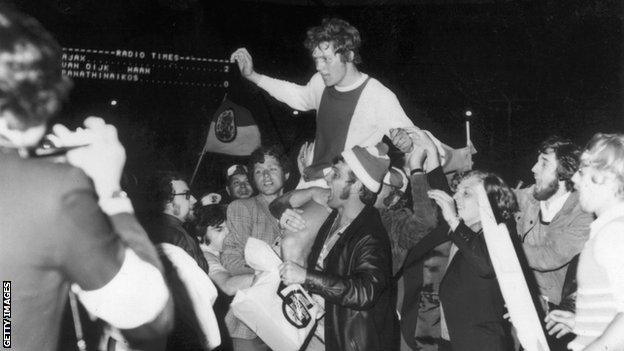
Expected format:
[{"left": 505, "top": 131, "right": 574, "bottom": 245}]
[{"left": 514, "top": 186, "right": 593, "bottom": 305}]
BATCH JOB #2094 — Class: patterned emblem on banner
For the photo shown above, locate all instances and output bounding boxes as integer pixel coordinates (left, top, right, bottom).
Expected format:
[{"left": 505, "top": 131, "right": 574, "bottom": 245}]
[{"left": 215, "top": 108, "right": 237, "bottom": 142}]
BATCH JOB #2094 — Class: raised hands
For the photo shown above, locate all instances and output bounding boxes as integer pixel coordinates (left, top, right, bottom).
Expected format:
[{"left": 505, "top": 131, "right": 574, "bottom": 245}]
[
  {"left": 389, "top": 128, "right": 413, "bottom": 154},
  {"left": 297, "top": 141, "right": 315, "bottom": 175},
  {"left": 52, "top": 117, "right": 126, "bottom": 199},
  {"left": 402, "top": 129, "right": 441, "bottom": 172},
  {"left": 428, "top": 189, "right": 460, "bottom": 230},
  {"left": 230, "top": 48, "right": 259, "bottom": 82}
]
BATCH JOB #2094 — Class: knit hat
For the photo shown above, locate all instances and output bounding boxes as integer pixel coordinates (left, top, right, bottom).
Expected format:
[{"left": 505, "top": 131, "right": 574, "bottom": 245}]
[
  {"left": 383, "top": 167, "right": 408, "bottom": 193},
  {"left": 341, "top": 143, "right": 390, "bottom": 192},
  {"left": 226, "top": 164, "right": 248, "bottom": 179}
]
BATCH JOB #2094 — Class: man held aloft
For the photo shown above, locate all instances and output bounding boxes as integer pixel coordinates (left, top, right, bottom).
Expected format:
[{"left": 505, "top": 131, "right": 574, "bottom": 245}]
[{"left": 231, "top": 18, "right": 416, "bottom": 186}]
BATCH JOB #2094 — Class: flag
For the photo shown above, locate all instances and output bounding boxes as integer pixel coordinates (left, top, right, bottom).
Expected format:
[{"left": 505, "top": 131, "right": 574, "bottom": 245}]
[{"left": 203, "top": 98, "right": 261, "bottom": 156}]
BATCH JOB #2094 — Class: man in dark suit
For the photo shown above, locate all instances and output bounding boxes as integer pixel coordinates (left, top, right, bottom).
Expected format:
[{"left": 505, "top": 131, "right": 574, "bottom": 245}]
[{"left": 0, "top": 6, "right": 172, "bottom": 350}]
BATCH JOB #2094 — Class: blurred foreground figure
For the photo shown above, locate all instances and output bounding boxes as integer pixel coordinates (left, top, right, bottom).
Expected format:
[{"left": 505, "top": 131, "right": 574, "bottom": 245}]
[
  {"left": 546, "top": 133, "right": 624, "bottom": 351},
  {"left": 0, "top": 5, "right": 173, "bottom": 350}
]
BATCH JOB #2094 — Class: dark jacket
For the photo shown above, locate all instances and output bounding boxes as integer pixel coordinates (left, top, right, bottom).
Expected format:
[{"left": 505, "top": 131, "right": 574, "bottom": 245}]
[
  {"left": 398, "top": 167, "right": 451, "bottom": 350},
  {"left": 0, "top": 150, "right": 171, "bottom": 351},
  {"left": 142, "top": 213, "right": 211, "bottom": 350},
  {"left": 439, "top": 222, "right": 513, "bottom": 351},
  {"left": 144, "top": 213, "right": 209, "bottom": 273},
  {"left": 305, "top": 205, "right": 399, "bottom": 351},
  {"left": 400, "top": 167, "right": 519, "bottom": 350}
]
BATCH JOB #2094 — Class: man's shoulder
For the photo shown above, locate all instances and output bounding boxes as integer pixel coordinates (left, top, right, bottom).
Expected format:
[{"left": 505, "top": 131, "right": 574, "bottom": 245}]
[
  {"left": 556, "top": 191, "right": 593, "bottom": 224},
  {"left": 1, "top": 153, "right": 91, "bottom": 197},
  {"left": 362, "top": 75, "right": 395, "bottom": 97},
  {"left": 356, "top": 207, "right": 389, "bottom": 238},
  {"left": 515, "top": 185, "right": 537, "bottom": 209},
  {"left": 228, "top": 197, "right": 258, "bottom": 212},
  {"left": 146, "top": 215, "right": 186, "bottom": 241}
]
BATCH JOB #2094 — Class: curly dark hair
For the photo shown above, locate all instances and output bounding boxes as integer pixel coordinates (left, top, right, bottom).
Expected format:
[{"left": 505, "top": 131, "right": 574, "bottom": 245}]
[
  {"left": 458, "top": 170, "right": 519, "bottom": 224},
  {"left": 249, "top": 144, "right": 291, "bottom": 175},
  {"left": 304, "top": 17, "right": 362, "bottom": 64},
  {"left": 0, "top": 4, "right": 72, "bottom": 130},
  {"left": 192, "top": 204, "right": 227, "bottom": 240},
  {"left": 146, "top": 171, "right": 187, "bottom": 213},
  {"left": 538, "top": 136, "right": 581, "bottom": 192}
]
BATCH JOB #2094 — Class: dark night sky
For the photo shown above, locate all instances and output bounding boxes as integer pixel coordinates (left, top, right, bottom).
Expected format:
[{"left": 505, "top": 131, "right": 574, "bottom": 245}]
[{"left": 10, "top": 0, "right": 624, "bottom": 194}]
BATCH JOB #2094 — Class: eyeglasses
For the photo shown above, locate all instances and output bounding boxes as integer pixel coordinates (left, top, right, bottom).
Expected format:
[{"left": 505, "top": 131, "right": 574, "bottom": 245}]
[{"left": 173, "top": 190, "right": 192, "bottom": 200}]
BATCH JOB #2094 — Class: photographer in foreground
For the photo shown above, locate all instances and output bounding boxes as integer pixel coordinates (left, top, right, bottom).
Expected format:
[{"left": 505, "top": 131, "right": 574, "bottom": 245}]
[{"left": 0, "top": 5, "right": 173, "bottom": 350}]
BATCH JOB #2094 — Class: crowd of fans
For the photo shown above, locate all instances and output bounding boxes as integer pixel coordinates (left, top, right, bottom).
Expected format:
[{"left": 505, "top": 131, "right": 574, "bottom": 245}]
[{"left": 1, "top": 4, "right": 624, "bottom": 351}]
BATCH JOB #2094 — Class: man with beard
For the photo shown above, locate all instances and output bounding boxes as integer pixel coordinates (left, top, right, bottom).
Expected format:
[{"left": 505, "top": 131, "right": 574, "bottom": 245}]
[
  {"left": 545, "top": 133, "right": 624, "bottom": 351},
  {"left": 144, "top": 172, "right": 208, "bottom": 272},
  {"left": 221, "top": 145, "right": 290, "bottom": 351},
  {"left": 515, "top": 137, "right": 593, "bottom": 317}
]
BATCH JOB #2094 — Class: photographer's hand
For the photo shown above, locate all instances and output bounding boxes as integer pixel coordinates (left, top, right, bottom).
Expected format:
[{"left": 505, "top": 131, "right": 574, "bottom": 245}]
[{"left": 53, "top": 117, "right": 126, "bottom": 199}]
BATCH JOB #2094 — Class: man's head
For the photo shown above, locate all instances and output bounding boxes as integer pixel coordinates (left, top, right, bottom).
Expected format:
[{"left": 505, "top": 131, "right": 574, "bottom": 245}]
[
  {"left": 193, "top": 204, "right": 229, "bottom": 251},
  {"left": 249, "top": 145, "right": 290, "bottom": 198},
  {"left": 152, "top": 172, "right": 197, "bottom": 222},
  {"left": 374, "top": 167, "right": 408, "bottom": 210},
  {"left": 572, "top": 133, "right": 624, "bottom": 214},
  {"left": 225, "top": 164, "right": 252, "bottom": 200},
  {"left": 531, "top": 136, "right": 581, "bottom": 201},
  {"left": 453, "top": 170, "right": 518, "bottom": 226},
  {"left": 0, "top": 5, "right": 71, "bottom": 147},
  {"left": 304, "top": 18, "right": 361, "bottom": 87},
  {"left": 325, "top": 144, "right": 390, "bottom": 209}
]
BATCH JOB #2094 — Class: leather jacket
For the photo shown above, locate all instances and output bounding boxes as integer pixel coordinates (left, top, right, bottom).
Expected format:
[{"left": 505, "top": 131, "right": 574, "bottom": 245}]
[{"left": 305, "top": 205, "right": 399, "bottom": 351}]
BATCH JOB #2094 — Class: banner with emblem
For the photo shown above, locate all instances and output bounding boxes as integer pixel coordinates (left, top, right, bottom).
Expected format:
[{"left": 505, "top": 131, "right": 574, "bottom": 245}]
[
  {"left": 203, "top": 97, "right": 261, "bottom": 156},
  {"left": 231, "top": 238, "right": 323, "bottom": 351}
]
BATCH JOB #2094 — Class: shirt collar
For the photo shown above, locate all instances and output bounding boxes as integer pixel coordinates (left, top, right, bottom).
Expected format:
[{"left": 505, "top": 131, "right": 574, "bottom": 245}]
[
  {"left": 539, "top": 191, "right": 571, "bottom": 222},
  {"left": 590, "top": 202, "right": 624, "bottom": 238},
  {"left": 334, "top": 73, "right": 369, "bottom": 92}
]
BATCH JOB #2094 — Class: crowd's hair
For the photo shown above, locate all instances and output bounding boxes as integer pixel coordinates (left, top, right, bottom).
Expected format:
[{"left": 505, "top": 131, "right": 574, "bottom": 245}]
[
  {"left": 147, "top": 171, "right": 187, "bottom": 213},
  {"left": 192, "top": 204, "right": 227, "bottom": 240},
  {"left": 249, "top": 144, "right": 291, "bottom": 175},
  {"left": 457, "top": 170, "right": 519, "bottom": 224},
  {"left": 580, "top": 133, "right": 624, "bottom": 198},
  {"left": 333, "top": 155, "right": 378, "bottom": 206},
  {"left": 0, "top": 4, "right": 72, "bottom": 130},
  {"left": 304, "top": 17, "right": 362, "bottom": 64},
  {"left": 538, "top": 136, "right": 581, "bottom": 191}
]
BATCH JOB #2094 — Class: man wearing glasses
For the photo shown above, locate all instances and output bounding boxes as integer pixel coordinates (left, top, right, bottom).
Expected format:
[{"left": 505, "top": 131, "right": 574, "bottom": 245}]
[{"left": 144, "top": 172, "right": 209, "bottom": 273}]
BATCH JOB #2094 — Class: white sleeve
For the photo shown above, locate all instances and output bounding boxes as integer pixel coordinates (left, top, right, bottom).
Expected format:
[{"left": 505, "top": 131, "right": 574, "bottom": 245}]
[
  {"left": 256, "top": 73, "right": 323, "bottom": 112},
  {"left": 595, "top": 222, "right": 624, "bottom": 312},
  {"left": 72, "top": 248, "right": 169, "bottom": 329},
  {"left": 373, "top": 83, "right": 415, "bottom": 134}
]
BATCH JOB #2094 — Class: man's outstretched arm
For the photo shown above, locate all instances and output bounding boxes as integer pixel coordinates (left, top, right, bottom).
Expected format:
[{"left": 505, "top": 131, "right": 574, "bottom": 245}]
[{"left": 231, "top": 47, "right": 322, "bottom": 111}]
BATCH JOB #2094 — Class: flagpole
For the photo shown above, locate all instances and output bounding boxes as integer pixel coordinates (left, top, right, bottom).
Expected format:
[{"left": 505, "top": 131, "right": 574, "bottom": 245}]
[{"left": 190, "top": 141, "right": 208, "bottom": 188}]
